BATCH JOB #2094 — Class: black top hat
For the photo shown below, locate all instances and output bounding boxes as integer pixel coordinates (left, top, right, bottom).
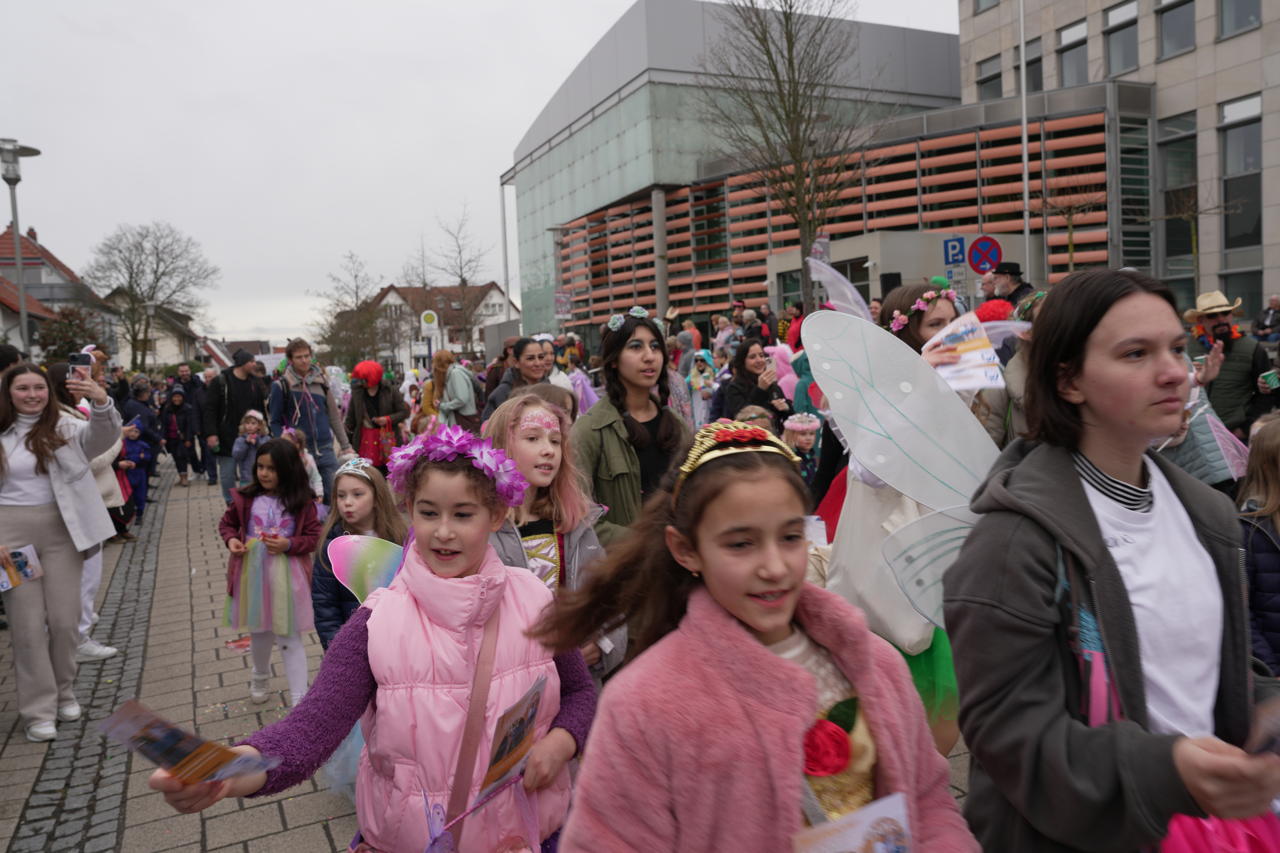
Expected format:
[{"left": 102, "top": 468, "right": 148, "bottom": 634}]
[{"left": 994, "top": 262, "right": 1022, "bottom": 277}]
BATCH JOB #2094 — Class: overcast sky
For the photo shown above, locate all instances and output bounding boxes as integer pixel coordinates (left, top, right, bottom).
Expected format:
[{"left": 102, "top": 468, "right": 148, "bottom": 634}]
[{"left": 4, "top": 0, "right": 957, "bottom": 344}]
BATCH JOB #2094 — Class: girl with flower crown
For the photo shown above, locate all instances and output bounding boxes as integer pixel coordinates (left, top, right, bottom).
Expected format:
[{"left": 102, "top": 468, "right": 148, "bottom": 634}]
[
  {"left": 534, "top": 421, "right": 977, "bottom": 851},
  {"left": 572, "top": 308, "right": 691, "bottom": 546},
  {"left": 153, "top": 426, "right": 596, "bottom": 852},
  {"left": 484, "top": 395, "right": 624, "bottom": 682}
]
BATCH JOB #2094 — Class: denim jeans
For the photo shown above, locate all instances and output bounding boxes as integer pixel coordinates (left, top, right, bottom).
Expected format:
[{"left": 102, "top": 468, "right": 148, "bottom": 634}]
[
  {"left": 217, "top": 455, "right": 239, "bottom": 504},
  {"left": 313, "top": 438, "right": 339, "bottom": 503}
]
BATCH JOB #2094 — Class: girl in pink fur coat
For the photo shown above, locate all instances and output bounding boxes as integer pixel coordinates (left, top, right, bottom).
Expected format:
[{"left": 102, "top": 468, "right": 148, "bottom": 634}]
[{"left": 534, "top": 421, "right": 978, "bottom": 851}]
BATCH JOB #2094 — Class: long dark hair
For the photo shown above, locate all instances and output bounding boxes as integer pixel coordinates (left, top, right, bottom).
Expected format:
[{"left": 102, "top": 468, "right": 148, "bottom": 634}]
[
  {"left": 0, "top": 362, "right": 68, "bottom": 477},
  {"left": 1025, "top": 269, "right": 1178, "bottom": 448},
  {"left": 238, "top": 437, "right": 314, "bottom": 518},
  {"left": 511, "top": 337, "right": 541, "bottom": 387},
  {"left": 599, "top": 315, "right": 681, "bottom": 452},
  {"left": 44, "top": 363, "right": 78, "bottom": 409},
  {"left": 531, "top": 448, "right": 809, "bottom": 660},
  {"left": 730, "top": 338, "right": 767, "bottom": 386}
]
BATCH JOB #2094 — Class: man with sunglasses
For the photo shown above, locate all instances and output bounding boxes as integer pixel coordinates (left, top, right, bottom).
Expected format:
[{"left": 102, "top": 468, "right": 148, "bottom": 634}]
[{"left": 1187, "top": 291, "right": 1276, "bottom": 439}]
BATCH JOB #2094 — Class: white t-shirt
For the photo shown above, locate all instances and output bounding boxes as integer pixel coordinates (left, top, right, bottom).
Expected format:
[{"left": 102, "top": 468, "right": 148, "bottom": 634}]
[
  {"left": 1080, "top": 458, "right": 1222, "bottom": 736},
  {"left": 0, "top": 413, "right": 56, "bottom": 506}
]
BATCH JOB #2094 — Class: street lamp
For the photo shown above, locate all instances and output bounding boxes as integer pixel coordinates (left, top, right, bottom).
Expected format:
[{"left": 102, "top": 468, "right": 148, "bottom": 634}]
[{"left": 0, "top": 138, "right": 42, "bottom": 352}]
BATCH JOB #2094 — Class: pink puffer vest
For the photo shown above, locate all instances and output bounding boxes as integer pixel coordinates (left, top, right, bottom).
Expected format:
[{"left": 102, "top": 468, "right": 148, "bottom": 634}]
[{"left": 355, "top": 544, "right": 571, "bottom": 851}]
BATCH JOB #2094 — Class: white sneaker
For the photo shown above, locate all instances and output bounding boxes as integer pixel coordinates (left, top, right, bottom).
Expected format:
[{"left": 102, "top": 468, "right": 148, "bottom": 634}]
[
  {"left": 25, "top": 721, "right": 56, "bottom": 742},
  {"left": 76, "top": 639, "right": 118, "bottom": 661},
  {"left": 57, "top": 702, "right": 82, "bottom": 722},
  {"left": 91, "top": 611, "right": 100, "bottom": 625},
  {"left": 250, "top": 672, "right": 270, "bottom": 704}
]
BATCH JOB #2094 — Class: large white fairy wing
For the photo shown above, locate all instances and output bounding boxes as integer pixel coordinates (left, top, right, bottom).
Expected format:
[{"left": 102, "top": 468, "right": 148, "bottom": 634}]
[
  {"left": 807, "top": 258, "right": 872, "bottom": 321},
  {"left": 881, "top": 506, "right": 978, "bottom": 628},
  {"left": 803, "top": 309, "right": 999, "bottom": 512}
]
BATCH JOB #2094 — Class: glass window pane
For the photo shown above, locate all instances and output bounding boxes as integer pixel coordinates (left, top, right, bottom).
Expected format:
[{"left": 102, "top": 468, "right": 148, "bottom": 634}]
[
  {"left": 1223, "top": 121, "right": 1261, "bottom": 176},
  {"left": 978, "top": 55, "right": 1002, "bottom": 77},
  {"left": 1158, "top": 112, "right": 1196, "bottom": 138},
  {"left": 1106, "top": 1, "right": 1139, "bottom": 26},
  {"left": 1159, "top": 1, "right": 1196, "bottom": 56},
  {"left": 1165, "top": 278, "right": 1196, "bottom": 315},
  {"left": 1059, "top": 20, "right": 1088, "bottom": 44},
  {"left": 1223, "top": 174, "right": 1261, "bottom": 249},
  {"left": 1221, "top": 94, "right": 1262, "bottom": 123},
  {"left": 1107, "top": 24, "right": 1138, "bottom": 74},
  {"left": 976, "top": 0, "right": 999, "bottom": 12},
  {"left": 1015, "top": 38, "right": 1042, "bottom": 60},
  {"left": 1223, "top": 272, "right": 1263, "bottom": 320},
  {"left": 1163, "top": 188, "right": 1195, "bottom": 256},
  {"left": 1220, "top": 0, "right": 1261, "bottom": 36},
  {"left": 978, "top": 77, "right": 1003, "bottom": 100},
  {"left": 1060, "top": 43, "right": 1089, "bottom": 86},
  {"left": 1160, "top": 137, "right": 1196, "bottom": 187},
  {"left": 1027, "top": 59, "right": 1044, "bottom": 92}
]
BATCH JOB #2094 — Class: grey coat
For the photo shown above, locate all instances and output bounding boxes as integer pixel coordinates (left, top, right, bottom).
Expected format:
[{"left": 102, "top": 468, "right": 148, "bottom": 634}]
[{"left": 490, "top": 503, "right": 627, "bottom": 680}]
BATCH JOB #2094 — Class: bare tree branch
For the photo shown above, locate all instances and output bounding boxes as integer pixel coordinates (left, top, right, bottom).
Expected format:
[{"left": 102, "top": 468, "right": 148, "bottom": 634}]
[
  {"left": 311, "top": 252, "right": 384, "bottom": 369},
  {"left": 430, "top": 207, "right": 492, "bottom": 353},
  {"left": 697, "top": 0, "right": 886, "bottom": 310},
  {"left": 83, "top": 221, "right": 219, "bottom": 371}
]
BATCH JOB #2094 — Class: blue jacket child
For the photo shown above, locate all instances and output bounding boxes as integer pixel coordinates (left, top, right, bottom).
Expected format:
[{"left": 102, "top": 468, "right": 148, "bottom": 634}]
[
  {"left": 122, "top": 417, "right": 153, "bottom": 522},
  {"left": 1242, "top": 503, "right": 1280, "bottom": 674}
]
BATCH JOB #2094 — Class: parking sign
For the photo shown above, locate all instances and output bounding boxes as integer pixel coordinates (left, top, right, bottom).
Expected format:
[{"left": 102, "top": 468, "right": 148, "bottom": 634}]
[{"left": 943, "top": 237, "right": 965, "bottom": 266}]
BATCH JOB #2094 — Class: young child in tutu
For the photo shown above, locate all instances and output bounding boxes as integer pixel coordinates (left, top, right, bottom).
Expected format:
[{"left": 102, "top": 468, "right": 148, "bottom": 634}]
[
  {"left": 219, "top": 438, "right": 321, "bottom": 706},
  {"left": 154, "top": 426, "right": 596, "bottom": 852}
]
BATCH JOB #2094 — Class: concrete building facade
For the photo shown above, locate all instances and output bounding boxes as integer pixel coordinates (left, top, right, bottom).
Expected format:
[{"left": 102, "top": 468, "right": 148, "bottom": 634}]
[{"left": 959, "top": 0, "right": 1272, "bottom": 314}]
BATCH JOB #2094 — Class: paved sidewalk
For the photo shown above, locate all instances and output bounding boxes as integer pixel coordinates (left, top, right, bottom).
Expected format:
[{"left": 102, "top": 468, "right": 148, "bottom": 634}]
[{"left": 1, "top": 462, "right": 356, "bottom": 853}]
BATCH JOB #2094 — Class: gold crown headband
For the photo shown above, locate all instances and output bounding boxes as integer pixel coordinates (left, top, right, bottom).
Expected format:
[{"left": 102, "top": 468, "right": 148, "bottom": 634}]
[{"left": 672, "top": 421, "right": 801, "bottom": 503}]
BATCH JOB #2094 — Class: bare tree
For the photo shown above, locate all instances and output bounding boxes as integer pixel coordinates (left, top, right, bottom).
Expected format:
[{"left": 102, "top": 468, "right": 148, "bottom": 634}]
[
  {"left": 1035, "top": 183, "right": 1108, "bottom": 273},
  {"left": 698, "top": 0, "right": 884, "bottom": 311},
  {"left": 1145, "top": 186, "right": 1243, "bottom": 283},
  {"left": 312, "top": 252, "right": 384, "bottom": 369},
  {"left": 83, "top": 222, "right": 219, "bottom": 371},
  {"left": 430, "top": 207, "right": 491, "bottom": 352}
]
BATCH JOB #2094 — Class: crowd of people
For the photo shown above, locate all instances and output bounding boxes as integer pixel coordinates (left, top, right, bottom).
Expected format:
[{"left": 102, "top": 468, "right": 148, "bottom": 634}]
[{"left": 7, "top": 265, "right": 1280, "bottom": 850}]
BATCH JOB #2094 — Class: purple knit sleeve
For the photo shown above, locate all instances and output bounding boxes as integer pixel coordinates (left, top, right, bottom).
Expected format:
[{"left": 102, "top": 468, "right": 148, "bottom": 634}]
[
  {"left": 550, "top": 650, "right": 597, "bottom": 756},
  {"left": 239, "top": 607, "right": 376, "bottom": 796}
]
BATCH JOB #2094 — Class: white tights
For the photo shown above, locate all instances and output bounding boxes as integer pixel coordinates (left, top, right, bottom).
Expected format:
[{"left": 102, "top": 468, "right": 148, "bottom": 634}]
[{"left": 250, "top": 631, "right": 309, "bottom": 704}]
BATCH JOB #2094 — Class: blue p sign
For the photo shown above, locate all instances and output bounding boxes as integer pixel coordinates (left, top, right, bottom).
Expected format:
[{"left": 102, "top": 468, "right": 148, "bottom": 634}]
[{"left": 943, "top": 237, "right": 964, "bottom": 266}]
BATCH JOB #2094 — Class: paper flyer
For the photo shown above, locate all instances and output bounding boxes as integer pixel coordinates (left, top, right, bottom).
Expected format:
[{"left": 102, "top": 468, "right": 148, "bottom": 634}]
[
  {"left": 477, "top": 675, "right": 547, "bottom": 802},
  {"left": 792, "top": 791, "right": 911, "bottom": 852},
  {"left": 100, "top": 700, "right": 280, "bottom": 784},
  {"left": 0, "top": 545, "right": 42, "bottom": 593},
  {"left": 922, "top": 311, "right": 1005, "bottom": 392}
]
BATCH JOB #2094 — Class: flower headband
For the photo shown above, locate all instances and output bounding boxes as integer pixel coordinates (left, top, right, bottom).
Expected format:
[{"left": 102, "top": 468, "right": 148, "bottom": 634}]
[
  {"left": 782, "top": 413, "right": 821, "bottom": 433},
  {"left": 334, "top": 456, "right": 376, "bottom": 481},
  {"left": 672, "top": 421, "right": 801, "bottom": 503},
  {"left": 386, "top": 425, "right": 529, "bottom": 507},
  {"left": 607, "top": 305, "right": 650, "bottom": 332},
  {"left": 888, "top": 289, "right": 957, "bottom": 333}
]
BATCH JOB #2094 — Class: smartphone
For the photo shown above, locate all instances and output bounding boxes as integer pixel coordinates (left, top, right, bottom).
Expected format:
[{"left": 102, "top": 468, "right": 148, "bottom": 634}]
[
  {"left": 765, "top": 357, "right": 775, "bottom": 371},
  {"left": 68, "top": 352, "right": 93, "bottom": 382}
]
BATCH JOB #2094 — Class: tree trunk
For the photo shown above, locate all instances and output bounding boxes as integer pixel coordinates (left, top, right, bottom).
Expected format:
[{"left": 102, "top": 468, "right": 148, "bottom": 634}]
[{"left": 1066, "top": 216, "right": 1076, "bottom": 273}]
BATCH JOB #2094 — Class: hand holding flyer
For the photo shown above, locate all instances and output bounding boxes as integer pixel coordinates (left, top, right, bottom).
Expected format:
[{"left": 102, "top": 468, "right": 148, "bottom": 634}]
[
  {"left": 921, "top": 311, "right": 1005, "bottom": 392},
  {"left": 101, "top": 700, "right": 280, "bottom": 784}
]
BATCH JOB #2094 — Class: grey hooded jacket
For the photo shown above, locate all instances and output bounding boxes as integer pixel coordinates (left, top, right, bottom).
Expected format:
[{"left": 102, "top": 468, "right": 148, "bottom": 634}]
[
  {"left": 490, "top": 503, "right": 626, "bottom": 681},
  {"left": 944, "top": 439, "right": 1279, "bottom": 852}
]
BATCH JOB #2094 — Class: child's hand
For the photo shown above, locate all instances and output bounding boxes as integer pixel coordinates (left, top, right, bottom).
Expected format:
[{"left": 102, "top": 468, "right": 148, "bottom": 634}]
[
  {"left": 227, "top": 538, "right": 246, "bottom": 555},
  {"left": 148, "top": 770, "right": 231, "bottom": 814},
  {"left": 522, "top": 728, "right": 576, "bottom": 792},
  {"left": 261, "top": 535, "right": 289, "bottom": 555},
  {"left": 120, "top": 460, "right": 135, "bottom": 470},
  {"left": 580, "top": 641, "right": 602, "bottom": 667}
]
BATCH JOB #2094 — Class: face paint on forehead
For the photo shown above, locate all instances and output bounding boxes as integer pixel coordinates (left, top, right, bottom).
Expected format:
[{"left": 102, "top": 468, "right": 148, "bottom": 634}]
[{"left": 517, "top": 409, "right": 562, "bottom": 434}]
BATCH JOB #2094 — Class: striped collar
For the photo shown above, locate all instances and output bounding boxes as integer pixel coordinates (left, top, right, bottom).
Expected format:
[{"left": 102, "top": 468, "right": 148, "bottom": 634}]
[{"left": 1072, "top": 452, "right": 1153, "bottom": 513}]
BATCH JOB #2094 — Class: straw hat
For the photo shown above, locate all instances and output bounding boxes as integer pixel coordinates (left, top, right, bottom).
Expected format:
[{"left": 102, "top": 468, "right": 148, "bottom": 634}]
[{"left": 1183, "top": 290, "right": 1242, "bottom": 323}]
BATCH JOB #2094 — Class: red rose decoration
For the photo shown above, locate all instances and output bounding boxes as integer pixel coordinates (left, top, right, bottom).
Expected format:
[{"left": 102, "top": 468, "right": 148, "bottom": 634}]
[{"left": 803, "top": 719, "right": 851, "bottom": 777}]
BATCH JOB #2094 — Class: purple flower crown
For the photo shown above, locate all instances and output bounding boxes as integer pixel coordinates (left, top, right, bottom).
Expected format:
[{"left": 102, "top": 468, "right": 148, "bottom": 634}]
[{"left": 385, "top": 425, "right": 529, "bottom": 507}]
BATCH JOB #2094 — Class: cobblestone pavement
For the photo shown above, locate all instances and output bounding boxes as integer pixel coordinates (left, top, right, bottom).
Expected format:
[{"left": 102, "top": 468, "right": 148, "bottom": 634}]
[{"left": 0, "top": 459, "right": 969, "bottom": 852}]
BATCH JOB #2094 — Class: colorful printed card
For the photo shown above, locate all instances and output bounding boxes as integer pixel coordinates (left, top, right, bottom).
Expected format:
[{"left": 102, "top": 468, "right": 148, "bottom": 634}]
[
  {"left": 0, "top": 545, "right": 41, "bottom": 593},
  {"left": 477, "top": 675, "right": 547, "bottom": 802},
  {"left": 100, "top": 700, "right": 281, "bottom": 783},
  {"left": 792, "top": 791, "right": 911, "bottom": 852},
  {"left": 922, "top": 311, "right": 1004, "bottom": 392}
]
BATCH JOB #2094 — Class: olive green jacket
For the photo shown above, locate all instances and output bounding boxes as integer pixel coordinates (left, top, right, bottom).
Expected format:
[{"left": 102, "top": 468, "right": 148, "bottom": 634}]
[{"left": 571, "top": 398, "right": 690, "bottom": 547}]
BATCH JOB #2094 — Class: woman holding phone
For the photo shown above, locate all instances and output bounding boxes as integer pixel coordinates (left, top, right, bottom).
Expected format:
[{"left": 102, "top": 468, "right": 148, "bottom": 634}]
[
  {"left": 0, "top": 362, "right": 121, "bottom": 742},
  {"left": 723, "top": 339, "right": 792, "bottom": 433}
]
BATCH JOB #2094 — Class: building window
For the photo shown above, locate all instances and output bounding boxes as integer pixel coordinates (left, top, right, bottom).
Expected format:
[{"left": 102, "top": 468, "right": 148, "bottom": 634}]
[
  {"left": 1220, "top": 95, "right": 1261, "bottom": 251},
  {"left": 1105, "top": 1, "right": 1139, "bottom": 76},
  {"left": 1223, "top": 271, "right": 1263, "bottom": 320},
  {"left": 976, "top": 55, "right": 1002, "bottom": 100},
  {"left": 1220, "top": 0, "right": 1260, "bottom": 37},
  {"left": 1014, "top": 39, "right": 1044, "bottom": 93},
  {"left": 1157, "top": 113, "right": 1197, "bottom": 275},
  {"left": 975, "top": 0, "right": 998, "bottom": 13},
  {"left": 1058, "top": 20, "right": 1089, "bottom": 87},
  {"left": 1158, "top": 0, "right": 1195, "bottom": 57}
]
